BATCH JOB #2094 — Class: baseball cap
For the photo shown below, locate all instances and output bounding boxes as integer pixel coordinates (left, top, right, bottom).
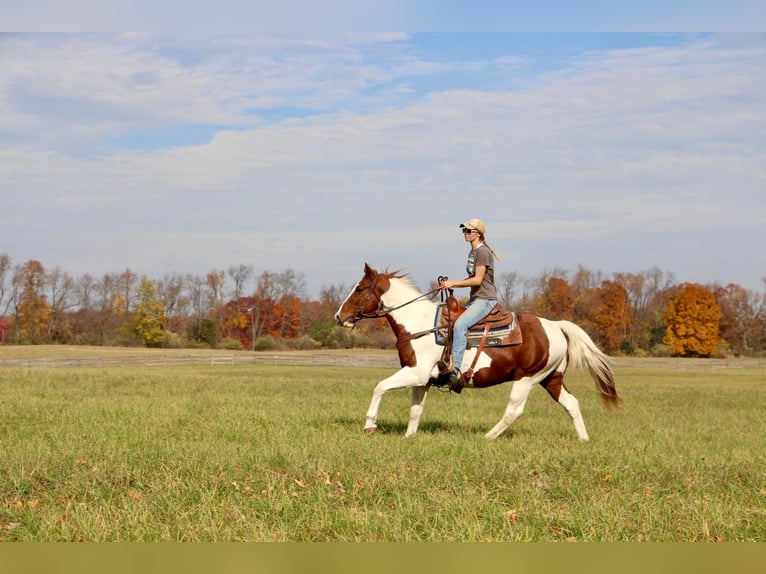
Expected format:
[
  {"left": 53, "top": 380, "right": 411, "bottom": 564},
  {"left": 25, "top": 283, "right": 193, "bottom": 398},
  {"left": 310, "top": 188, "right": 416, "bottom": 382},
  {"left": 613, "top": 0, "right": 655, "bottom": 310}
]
[{"left": 459, "top": 218, "right": 486, "bottom": 236}]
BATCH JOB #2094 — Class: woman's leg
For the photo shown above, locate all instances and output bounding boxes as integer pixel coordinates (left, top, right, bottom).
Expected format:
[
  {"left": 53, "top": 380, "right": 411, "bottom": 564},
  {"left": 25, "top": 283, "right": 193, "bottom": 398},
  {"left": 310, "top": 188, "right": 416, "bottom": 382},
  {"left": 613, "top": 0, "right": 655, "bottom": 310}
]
[{"left": 451, "top": 299, "right": 496, "bottom": 375}]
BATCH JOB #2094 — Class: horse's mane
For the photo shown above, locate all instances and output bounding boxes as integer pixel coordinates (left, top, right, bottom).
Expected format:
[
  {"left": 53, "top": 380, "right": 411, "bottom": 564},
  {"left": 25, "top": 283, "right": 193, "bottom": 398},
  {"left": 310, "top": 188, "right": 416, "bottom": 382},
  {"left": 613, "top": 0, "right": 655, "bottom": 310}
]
[{"left": 383, "top": 269, "right": 423, "bottom": 295}]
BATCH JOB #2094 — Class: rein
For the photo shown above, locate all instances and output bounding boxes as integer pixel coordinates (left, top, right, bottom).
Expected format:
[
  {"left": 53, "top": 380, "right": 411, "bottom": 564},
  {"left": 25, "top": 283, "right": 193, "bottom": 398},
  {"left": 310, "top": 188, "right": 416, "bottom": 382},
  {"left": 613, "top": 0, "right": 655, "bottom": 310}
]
[{"left": 350, "top": 273, "right": 442, "bottom": 327}]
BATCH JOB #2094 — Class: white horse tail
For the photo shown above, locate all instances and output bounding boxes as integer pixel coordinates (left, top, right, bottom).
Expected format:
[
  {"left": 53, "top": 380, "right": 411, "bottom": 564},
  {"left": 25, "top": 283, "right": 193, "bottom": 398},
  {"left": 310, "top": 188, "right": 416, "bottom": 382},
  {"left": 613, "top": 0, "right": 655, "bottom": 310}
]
[{"left": 557, "top": 321, "right": 620, "bottom": 410}]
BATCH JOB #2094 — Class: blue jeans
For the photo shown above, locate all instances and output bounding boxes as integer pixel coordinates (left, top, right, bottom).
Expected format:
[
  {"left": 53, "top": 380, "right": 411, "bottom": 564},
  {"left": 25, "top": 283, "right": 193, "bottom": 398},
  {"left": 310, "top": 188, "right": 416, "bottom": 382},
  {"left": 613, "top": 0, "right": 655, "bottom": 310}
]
[{"left": 452, "top": 298, "right": 497, "bottom": 372}]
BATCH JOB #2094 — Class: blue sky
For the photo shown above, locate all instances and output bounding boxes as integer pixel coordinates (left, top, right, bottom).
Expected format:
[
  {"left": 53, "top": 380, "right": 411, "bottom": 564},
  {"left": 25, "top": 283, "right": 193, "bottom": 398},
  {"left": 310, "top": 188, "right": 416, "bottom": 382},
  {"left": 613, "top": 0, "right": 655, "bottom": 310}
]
[
  {"left": 3, "top": 1, "right": 765, "bottom": 32},
  {"left": 1, "top": 31, "right": 765, "bottom": 297}
]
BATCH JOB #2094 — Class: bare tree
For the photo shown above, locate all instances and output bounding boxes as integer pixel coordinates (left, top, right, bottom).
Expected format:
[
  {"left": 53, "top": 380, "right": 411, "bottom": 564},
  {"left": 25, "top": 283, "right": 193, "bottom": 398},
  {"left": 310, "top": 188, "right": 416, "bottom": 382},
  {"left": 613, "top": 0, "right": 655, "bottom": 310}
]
[
  {"left": 275, "top": 269, "right": 307, "bottom": 338},
  {"left": 226, "top": 264, "right": 253, "bottom": 338},
  {"left": 251, "top": 270, "right": 278, "bottom": 342},
  {"left": 76, "top": 273, "right": 96, "bottom": 312},
  {"left": 185, "top": 273, "right": 208, "bottom": 337},
  {"left": 116, "top": 269, "right": 138, "bottom": 313},
  {"left": 157, "top": 272, "right": 187, "bottom": 331},
  {"left": 206, "top": 270, "right": 226, "bottom": 343},
  {"left": 497, "top": 271, "right": 520, "bottom": 310},
  {"left": 93, "top": 273, "right": 121, "bottom": 343},
  {"left": 46, "top": 266, "right": 76, "bottom": 341},
  {"left": 0, "top": 253, "right": 13, "bottom": 317},
  {"left": 319, "top": 283, "right": 349, "bottom": 307},
  {"left": 614, "top": 266, "right": 676, "bottom": 350}
]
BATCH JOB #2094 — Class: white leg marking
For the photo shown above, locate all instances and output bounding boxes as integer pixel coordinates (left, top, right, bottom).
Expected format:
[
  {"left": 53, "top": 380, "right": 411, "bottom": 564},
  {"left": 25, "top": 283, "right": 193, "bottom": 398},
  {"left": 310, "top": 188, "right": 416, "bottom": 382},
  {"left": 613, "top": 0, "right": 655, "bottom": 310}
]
[
  {"left": 364, "top": 367, "right": 423, "bottom": 433},
  {"left": 405, "top": 386, "right": 428, "bottom": 438},
  {"left": 558, "top": 387, "right": 589, "bottom": 441},
  {"left": 484, "top": 377, "right": 537, "bottom": 440}
]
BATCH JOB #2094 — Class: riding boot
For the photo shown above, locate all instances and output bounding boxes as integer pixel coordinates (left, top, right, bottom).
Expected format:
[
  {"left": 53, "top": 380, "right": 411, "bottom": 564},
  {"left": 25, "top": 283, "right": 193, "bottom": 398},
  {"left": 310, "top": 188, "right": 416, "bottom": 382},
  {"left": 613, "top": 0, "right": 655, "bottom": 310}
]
[{"left": 448, "top": 369, "right": 466, "bottom": 394}]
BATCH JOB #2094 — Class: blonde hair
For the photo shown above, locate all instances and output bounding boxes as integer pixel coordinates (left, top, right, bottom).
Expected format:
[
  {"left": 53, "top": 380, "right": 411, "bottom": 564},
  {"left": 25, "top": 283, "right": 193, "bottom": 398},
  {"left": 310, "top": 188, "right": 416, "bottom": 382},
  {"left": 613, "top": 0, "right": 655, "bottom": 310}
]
[{"left": 484, "top": 240, "right": 501, "bottom": 261}]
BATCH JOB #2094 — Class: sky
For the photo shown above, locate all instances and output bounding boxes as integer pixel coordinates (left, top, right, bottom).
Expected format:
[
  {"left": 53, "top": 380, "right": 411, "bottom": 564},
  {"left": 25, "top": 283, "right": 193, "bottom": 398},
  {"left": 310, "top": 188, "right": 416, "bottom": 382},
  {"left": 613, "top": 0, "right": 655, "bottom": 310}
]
[{"left": 1, "top": 30, "right": 765, "bottom": 298}]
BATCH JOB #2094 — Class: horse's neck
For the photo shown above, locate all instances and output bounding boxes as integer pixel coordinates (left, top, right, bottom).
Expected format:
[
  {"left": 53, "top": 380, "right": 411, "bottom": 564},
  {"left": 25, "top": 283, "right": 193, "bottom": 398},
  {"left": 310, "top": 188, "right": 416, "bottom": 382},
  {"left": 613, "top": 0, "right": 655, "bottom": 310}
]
[{"left": 383, "top": 279, "right": 436, "bottom": 329}]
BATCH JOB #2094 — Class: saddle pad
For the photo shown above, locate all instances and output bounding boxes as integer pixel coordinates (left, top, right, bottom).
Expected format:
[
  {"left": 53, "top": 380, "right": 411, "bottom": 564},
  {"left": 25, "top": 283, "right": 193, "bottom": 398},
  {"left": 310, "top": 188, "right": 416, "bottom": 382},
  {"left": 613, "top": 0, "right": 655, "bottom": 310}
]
[{"left": 433, "top": 304, "right": 523, "bottom": 347}]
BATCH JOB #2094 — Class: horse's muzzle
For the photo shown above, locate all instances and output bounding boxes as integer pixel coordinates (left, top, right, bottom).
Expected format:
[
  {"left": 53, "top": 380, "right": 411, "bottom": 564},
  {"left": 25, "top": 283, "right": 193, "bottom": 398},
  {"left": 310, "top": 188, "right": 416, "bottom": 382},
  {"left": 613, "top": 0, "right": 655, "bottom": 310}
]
[{"left": 334, "top": 313, "right": 356, "bottom": 328}]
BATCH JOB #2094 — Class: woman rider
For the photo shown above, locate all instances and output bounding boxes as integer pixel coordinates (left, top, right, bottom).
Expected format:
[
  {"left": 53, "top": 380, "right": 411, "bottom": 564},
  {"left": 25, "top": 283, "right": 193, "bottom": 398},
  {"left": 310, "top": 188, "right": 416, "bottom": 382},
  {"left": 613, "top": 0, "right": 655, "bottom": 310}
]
[{"left": 438, "top": 218, "right": 500, "bottom": 392}]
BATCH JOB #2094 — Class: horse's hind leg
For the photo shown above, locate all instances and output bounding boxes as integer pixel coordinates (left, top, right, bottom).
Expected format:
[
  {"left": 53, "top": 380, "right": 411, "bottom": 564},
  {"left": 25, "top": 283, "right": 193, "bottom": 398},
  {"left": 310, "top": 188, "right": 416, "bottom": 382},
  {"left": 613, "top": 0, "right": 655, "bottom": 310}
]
[
  {"left": 484, "top": 377, "right": 537, "bottom": 440},
  {"left": 542, "top": 370, "right": 589, "bottom": 441}
]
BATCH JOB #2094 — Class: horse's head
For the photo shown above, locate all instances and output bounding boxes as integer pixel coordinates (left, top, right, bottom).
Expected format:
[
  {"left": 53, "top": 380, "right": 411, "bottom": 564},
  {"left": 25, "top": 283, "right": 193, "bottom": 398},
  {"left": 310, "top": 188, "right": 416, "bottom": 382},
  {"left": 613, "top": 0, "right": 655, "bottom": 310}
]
[{"left": 335, "top": 263, "right": 391, "bottom": 327}]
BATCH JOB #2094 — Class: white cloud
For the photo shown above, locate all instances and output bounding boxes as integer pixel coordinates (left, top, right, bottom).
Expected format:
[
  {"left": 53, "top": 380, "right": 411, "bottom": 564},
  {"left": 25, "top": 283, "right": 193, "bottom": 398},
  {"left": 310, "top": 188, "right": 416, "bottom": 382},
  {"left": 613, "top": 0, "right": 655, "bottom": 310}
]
[{"left": 2, "top": 33, "right": 765, "bottom": 295}]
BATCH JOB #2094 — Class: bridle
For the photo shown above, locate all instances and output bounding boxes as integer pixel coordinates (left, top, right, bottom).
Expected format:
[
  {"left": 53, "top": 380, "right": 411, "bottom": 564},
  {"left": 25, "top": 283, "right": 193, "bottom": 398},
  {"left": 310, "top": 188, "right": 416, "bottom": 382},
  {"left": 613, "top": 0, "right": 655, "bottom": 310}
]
[{"left": 344, "top": 272, "right": 442, "bottom": 325}]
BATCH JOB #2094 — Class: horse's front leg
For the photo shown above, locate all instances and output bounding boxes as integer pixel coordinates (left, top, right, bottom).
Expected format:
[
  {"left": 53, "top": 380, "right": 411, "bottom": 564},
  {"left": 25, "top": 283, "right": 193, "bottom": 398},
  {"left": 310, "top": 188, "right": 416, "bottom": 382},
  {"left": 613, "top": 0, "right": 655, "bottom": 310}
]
[
  {"left": 364, "top": 367, "right": 424, "bottom": 435},
  {"left": 405, "top": 386, "right": 428, "bottom": 438}
]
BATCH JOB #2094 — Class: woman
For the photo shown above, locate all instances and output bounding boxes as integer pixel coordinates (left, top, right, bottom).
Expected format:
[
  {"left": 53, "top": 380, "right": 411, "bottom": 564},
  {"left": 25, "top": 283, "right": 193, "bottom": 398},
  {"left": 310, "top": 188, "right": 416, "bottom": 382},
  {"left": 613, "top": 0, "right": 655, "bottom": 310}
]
[{"left": 438, "top": 218, "right": 500, "bottom": 391}]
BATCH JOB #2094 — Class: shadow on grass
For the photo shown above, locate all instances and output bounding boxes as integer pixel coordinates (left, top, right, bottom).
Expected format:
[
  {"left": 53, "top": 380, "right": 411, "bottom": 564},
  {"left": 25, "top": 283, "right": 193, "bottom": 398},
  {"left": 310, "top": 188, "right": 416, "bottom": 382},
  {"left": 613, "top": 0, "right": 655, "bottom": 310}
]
[{"left": 332, "top": 415, "right": 520, "bottom": 438}]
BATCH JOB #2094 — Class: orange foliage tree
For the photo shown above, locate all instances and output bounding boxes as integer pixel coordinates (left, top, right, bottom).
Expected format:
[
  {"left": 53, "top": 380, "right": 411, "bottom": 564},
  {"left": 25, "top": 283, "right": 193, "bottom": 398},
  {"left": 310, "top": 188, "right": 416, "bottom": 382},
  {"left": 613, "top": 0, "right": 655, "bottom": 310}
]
[
  {"left": 272, "top": 294, "right": 304, "bottom": 339},
  {"left": 589, "top": 280, "right": 631, "bottom": 353},
  {"left": 663, "top": 283, "right": 721, "bottom": 357},
  {"left": 714, "top": 283, "right": 762, "bottom": 355},
  {"left": 534, "top": 276, "right": 574, "bottom": 320},
  {"left": 14, "top": 260, "right": 51, "bottom": 343}
]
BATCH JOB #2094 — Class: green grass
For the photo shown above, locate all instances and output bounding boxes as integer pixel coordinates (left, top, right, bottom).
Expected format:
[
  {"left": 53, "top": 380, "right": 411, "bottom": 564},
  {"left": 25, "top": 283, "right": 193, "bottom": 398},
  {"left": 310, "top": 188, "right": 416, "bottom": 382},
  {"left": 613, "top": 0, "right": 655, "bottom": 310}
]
[{"left": 0, "top": 363, "right": 764, "bottom": 541}]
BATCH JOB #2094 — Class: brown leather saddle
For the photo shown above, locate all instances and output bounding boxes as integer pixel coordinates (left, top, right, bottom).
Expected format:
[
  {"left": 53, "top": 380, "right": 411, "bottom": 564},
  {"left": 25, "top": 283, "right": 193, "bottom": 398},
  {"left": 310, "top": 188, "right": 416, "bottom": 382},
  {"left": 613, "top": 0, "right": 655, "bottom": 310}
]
[
  {"left": 433, "top": 295, "right": 523, "bottom": 389},
  {"left": 439, "top": 295, "right": 522, "bottom": 348}
]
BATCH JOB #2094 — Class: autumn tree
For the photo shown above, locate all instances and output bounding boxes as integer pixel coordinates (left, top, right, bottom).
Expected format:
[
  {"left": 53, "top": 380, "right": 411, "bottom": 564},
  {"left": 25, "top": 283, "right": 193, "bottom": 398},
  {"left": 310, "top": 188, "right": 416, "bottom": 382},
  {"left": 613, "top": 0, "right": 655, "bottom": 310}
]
[
  {"left": 589, "top": 280, "right": 631, "bottom": 353},
  {"left": 185, "top": 273, "right": 215, "bottom": 345},
  {"left": 12, "top": 260, "right": 51, "bottom": 343},
  {"left": 534, "top": 274, "right": 575, "bottom": 321},
  {"left": 570, "top": 264, "right": 603, "bottom": 324},
  {"left": 275, "top": 269, "right": 306, "bottom": 338},
  {"left": 206, "top": 270, "right": 227, "bottom": 345},
  {"left": 93, "top": 272, "right": 129, "bottom": 344},
  {"left": 132, "top": 276, "right": 166, "bottom": 347},
  {"left": 304, "top": 283, "right": 348, "bottom": 326},
  {"left": 663, "top": 283, "right": 721, "bottom": 357},
  {"left": 712, "top": 282, "right": 766, "bottom": 356},
  {"left": 116, "top": 269, "right": 138, "bottom": 313},
  {"left": 251, "top": 270, "right": 278, "bottom": 343},
  {"left": 274, "top": 294, "right": 304, "bottom": 338},
  {"left": 222, "top": 298, "right": 251, "bottom": 347},
  {"left": 614, "top": 267, "right": 675, "bottom": 351},
  {"left": 46, "top": 266, "right": 76, "bottom": 342},
  {"left": 156, "top": 273, "right": 187, "bottom": 333},
  {"left": 226, "top": 264, "right": 253, "bottom": 339}
]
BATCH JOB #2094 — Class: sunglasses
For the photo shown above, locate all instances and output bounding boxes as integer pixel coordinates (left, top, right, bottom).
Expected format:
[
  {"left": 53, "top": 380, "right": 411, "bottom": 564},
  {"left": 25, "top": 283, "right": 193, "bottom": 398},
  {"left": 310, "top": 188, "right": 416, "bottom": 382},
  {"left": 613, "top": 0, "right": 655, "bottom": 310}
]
[{"left": 462, "top": 228, "right": 477, "bottom": 234}]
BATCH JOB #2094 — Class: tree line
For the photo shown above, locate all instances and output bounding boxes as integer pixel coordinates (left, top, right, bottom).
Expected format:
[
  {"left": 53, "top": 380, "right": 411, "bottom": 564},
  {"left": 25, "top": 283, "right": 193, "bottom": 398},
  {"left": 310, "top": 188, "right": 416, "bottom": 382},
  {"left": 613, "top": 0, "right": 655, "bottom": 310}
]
[{"left": 1, "top": 254, "right": 765, "bottom": 357}]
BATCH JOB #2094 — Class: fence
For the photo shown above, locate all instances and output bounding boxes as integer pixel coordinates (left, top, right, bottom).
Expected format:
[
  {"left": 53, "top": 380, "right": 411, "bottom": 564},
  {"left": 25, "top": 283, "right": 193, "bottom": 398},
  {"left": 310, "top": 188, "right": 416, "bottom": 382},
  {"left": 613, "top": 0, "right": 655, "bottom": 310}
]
[
  {"left": 0, "top": 351, "right": 402, "bottom": 370},
  {"left": 0, "top": 352, "right": 764, "bottom": 371}
]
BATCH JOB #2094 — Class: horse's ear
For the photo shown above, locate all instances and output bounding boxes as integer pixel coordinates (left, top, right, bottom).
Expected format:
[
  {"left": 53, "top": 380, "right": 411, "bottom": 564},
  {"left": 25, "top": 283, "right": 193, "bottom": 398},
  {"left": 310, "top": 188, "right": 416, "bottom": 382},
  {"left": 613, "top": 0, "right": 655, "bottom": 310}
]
[{"left": 364, "top": 263, "right": 377, "bottom": 276}]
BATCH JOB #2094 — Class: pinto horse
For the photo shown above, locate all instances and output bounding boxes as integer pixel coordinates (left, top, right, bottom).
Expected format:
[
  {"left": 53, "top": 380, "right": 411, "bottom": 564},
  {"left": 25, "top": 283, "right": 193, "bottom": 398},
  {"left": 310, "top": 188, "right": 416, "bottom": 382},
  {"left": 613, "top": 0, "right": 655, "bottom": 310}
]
[{"left": 335, "top": 264, "right": 619, "bottom": 440}]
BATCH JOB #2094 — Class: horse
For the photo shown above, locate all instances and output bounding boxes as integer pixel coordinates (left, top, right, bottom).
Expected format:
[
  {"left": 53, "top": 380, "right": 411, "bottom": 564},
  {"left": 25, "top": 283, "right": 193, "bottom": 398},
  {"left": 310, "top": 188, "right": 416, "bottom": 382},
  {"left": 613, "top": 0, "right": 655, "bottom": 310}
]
[{"left": 335, "top": 263, "right": 620, "bottom": 440}]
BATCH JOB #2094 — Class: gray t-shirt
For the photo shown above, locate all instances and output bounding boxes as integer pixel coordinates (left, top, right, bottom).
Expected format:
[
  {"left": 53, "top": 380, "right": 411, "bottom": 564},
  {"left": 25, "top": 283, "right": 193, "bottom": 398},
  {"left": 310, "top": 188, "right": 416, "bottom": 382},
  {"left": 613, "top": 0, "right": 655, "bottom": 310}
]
[{"left": 467, "top": 244, "right": 497, "bottom": 300}]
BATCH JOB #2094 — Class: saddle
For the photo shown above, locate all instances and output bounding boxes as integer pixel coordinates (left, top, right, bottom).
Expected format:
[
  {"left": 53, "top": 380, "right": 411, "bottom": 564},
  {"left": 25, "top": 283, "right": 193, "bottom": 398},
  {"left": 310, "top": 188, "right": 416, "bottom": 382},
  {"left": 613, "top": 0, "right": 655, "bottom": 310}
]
[
  {"left": 431, "top": 295, "right": 523, "bottom": 391},
  {"left": 437, "top": 295, "right": 522, "bottom": 348}
]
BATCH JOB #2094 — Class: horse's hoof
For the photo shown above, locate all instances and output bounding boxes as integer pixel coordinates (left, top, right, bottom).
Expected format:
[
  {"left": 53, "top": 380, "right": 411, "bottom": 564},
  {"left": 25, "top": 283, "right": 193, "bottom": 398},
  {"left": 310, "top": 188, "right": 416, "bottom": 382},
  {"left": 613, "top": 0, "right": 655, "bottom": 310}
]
[{"left": 364, "top": 427, "right": 376, "bottom": 435}]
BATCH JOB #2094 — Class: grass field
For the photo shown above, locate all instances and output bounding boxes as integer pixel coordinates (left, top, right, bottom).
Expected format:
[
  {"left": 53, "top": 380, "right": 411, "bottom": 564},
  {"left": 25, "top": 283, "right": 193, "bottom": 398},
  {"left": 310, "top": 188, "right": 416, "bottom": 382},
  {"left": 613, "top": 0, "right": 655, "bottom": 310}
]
[{"left": 1, "top": 349, "right": 764, "bottom": 541}]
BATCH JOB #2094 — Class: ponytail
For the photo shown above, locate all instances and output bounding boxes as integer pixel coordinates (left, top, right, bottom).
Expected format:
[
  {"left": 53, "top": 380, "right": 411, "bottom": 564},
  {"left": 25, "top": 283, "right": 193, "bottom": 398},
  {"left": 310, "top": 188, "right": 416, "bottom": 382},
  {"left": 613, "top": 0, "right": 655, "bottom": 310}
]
[
  {"left": 486, "top": 242, "right": 501, "bottom": 261},
  {"left": 479, "top": 235, "right": 500, "bottom": 261}
]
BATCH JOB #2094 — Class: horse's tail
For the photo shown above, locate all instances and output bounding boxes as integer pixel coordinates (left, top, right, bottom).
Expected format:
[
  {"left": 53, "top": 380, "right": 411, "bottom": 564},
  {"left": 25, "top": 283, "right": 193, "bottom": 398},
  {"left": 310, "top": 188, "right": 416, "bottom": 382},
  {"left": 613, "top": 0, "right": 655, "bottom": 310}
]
[{"left": 557, "top": 320, "right": 620, "bottom": 410}]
